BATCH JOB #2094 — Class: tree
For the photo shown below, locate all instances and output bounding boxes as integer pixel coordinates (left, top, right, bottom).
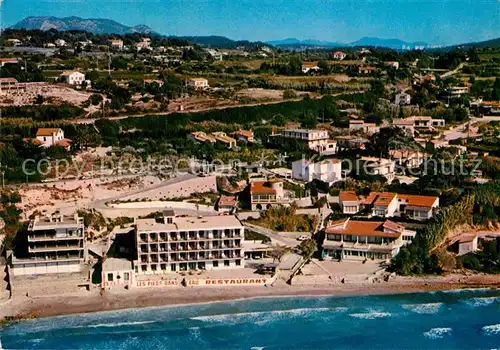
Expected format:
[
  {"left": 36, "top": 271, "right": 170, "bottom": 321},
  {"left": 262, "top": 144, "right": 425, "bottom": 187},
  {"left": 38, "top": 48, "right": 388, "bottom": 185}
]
[
  {"left": 297, "top": 239, "right": 317, "bottom": 260},
  {"left": 288, "top": 56, "right": 303, "bottom": 75},
  {"left": 89, "top": 94, "right": 103, "bottom": 106},
  {"left": 317, "top": 60, "right": 331, "bottom": 75},
  {"left": 268, "top": 244, "right": 291, "bottom": 263},
  {"left": 492, "top": 77, "right": 500, "bottom": 101},
  {"left": 34, "top": 94, "right": 44, "bottom": 105},
  {"left": 111, "top": 56, "right": 128, "bottom": 70}
]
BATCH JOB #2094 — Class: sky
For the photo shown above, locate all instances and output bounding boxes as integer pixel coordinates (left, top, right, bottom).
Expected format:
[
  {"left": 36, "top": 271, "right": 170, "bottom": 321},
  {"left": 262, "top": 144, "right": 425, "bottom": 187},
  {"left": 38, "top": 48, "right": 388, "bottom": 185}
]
[{"left": 2, "top": 0, "right": 500, "bottom": 45}]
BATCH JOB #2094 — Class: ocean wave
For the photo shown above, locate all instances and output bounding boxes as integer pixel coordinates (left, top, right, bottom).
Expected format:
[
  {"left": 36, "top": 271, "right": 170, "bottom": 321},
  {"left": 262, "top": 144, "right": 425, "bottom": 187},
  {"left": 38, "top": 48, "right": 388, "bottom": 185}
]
[
  {"left": 463, "top": 296, "right": 500, "bottom": 308},
  {"left": 402, "top": 303, "right": 443, "bottom": 314},
  {"left": 191, "top": 307, "right": 347, "bottom": 324},
  {"left": 483, "top": 324, "right": 500, "bottom": 336},
  {"left": 349, "top": 312, "right": 391, "bottom": 320},
  {"left": 423, "top": 327, "right": 452, "bottom": 339},
  {"left": 438, "top": 288, "right": 493, "bottom": 294},
  {"left": 71, "top": 320, "right": 156, "bottom": 329}
]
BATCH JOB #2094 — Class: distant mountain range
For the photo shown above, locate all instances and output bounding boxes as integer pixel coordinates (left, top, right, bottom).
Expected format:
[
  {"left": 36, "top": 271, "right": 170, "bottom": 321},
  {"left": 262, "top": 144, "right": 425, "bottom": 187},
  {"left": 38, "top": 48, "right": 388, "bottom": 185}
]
[
  {"left": 266, "top": 37, "right": 429, "bottom": 49},
  {"left": 9, "top": 16, "right": 500, "bottom": 50},
  {"left": 10, "top": 16, "right": 154, "bottom": 35},
  {"left": 179, "top": 35, "right": 270, "bottom": 49}
]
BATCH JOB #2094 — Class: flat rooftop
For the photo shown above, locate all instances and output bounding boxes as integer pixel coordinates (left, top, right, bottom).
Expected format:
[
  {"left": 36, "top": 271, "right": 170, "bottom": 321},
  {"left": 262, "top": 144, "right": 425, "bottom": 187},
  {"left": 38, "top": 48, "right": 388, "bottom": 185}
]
[
  {"left": 30, "top": 216, "right": 83, "bottom": 231},
  {"left": 136, "top": 215, "right": 243, "bottom": 232}
]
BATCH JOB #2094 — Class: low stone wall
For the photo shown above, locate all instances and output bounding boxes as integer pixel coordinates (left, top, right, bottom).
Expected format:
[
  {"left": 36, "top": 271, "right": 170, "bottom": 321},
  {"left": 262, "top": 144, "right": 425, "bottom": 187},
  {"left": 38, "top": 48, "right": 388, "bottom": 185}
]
[
  {"left": 291, "top": 273, "right": 370, "bottom": 286},
  {"left": 11, "top": 271, "right": 89, "bottom": 297}
]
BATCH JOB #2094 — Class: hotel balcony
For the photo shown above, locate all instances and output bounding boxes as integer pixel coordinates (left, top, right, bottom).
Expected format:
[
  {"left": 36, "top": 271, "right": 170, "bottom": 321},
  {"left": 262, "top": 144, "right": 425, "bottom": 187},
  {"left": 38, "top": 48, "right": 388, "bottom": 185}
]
[
  {"left": 28, "top": 232, "right": 84, "bottom": 242},
  {"left": 29, "top": 244, "right": 83, "bottom": 253}
]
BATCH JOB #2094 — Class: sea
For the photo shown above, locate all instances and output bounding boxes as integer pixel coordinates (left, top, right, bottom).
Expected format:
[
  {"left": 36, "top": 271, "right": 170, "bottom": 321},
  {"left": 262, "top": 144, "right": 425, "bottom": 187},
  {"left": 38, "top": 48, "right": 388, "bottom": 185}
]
[{"left": 1, "top": 288, "right": 499, "bottom": 349}]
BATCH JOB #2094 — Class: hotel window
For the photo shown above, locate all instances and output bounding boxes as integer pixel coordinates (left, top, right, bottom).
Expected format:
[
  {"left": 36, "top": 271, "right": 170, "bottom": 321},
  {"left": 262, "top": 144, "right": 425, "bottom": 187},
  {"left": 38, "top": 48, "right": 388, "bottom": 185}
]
[
  {"left": 123, "top": 272, "right": 130, "bottom": 281},
  {"left": 213, "top": 261, "right": 218, "bottom": 267},
  {"left": 170, "top": 263, "right": 176, "bottom": 271},
  {"left": 107, "top": 273, "right": 113, "bottom": 282},
  {"left": 235, "top": 260, "right": 241, "bottom": 266},
  {"left": 224, "top": 260, "right": 230, "bottom": 267}
]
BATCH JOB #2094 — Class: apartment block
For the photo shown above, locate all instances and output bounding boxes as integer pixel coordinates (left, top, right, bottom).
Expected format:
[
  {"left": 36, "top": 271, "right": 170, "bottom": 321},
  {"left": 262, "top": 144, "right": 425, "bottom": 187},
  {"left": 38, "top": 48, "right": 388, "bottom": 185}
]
[
  {"left": 10, "top": 214, "right": 86, "bottom": 276},
  {"left": 135, "top": 211, "right": 244, "bottom": 274}
]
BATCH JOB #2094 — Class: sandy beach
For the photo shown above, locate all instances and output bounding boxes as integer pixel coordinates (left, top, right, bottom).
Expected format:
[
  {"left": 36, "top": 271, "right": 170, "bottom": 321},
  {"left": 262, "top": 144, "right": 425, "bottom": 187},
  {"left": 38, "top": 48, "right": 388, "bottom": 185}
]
[{"left": 1, "top": 274, "right": 498, "bottom": 322}]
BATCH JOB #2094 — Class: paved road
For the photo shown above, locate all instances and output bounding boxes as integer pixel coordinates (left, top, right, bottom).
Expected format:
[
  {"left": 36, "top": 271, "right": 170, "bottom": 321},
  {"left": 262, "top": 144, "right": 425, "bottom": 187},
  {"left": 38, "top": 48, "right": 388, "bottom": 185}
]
[
  {"left": 443, "top": 116, "right": 500, "bottom": 141},
  {"left": 440, "top": 62, "right": 465, "bottom": 79},
  {"left": 71, "top": 90, "right": 366, "bottom": 125},
  {"left": 242, "top": 222, "right": 301, "bottom": 247}
]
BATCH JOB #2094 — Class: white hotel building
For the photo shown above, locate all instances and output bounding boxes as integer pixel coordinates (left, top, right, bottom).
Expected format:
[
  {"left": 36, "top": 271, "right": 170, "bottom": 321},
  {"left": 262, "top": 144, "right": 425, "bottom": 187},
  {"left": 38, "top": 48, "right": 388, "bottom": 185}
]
[
  {"left": 10, "top": 214, "right": 86, "bottom": 276},
  {"left": 135, "top": 211, "right": 244, "bottom": 274},
  {"left": 274, "top": 129, "right": 336, "bottom": 155}
]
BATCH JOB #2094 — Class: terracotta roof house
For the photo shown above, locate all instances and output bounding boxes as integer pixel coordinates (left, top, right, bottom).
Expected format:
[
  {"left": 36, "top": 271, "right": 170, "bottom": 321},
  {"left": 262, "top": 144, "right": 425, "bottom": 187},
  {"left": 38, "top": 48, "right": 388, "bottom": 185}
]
[
  {"left": 361, "top": 191, "right": 439, "bottom": 220},
  {"left": 35, "top": 128, "right": 72, "bottom": 151},
  {"left": 339, "top": 191, "right": 360, "bottom": 214},
  {"left": 189, "top": 131, "right": 216, "bottom": 144},
  {"left": 250, "top": 179, "right": 294, "bottom": 211},
  {"left": 232, "top": 129, "right": 254, "bottom": 143},
  {"left": 302, "top": 62, "right": 320, "bottom": 74},
  {"left": 217, "top": 195, "right": 238, "bottom": 212},
  {"left": 211, "top": 132, "right": 237, "bottom": 148},
  {"left": 332, "top": 51, "right": 347, "bottom": 60},
  {"left": 323, "top": 218, "right": 416, "bottom": 260}
]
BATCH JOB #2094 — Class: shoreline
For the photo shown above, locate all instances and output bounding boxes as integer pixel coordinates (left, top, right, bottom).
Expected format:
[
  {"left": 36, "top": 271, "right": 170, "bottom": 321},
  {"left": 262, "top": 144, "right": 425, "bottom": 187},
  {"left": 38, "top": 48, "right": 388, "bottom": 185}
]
[{"left": 1, "top": 275, "right": 499, "bottom": 323}]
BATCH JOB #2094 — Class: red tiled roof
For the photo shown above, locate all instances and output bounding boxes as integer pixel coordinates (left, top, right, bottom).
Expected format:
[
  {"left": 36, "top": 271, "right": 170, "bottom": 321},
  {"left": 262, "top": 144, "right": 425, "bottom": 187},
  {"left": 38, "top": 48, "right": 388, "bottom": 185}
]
[
  {"left": 339, "top": 191, "right": 358, "bottom": 203},
  {"left": 0, "top": 77, "right": 18, "bottom": 83},
  {"left": 23, "top": 138, "right": 42, "bottom": 145},
  {"left": 398, "top": 194, "right": 438, "bottom": 208},
  {"left": 251, "top": 181, "right": 277, "bottom": 194},
  {"left": 302, "top": 62, "right": 319, "bottom": 68},
  {"left": 361, "top": 192, "right": 396, "bottom": 207},
  {"left": 219, "top": 195, "right": 237, "bottom": 207},
  {"left": 326, "top": 220, "right": 402, "bottom": 238},
  {"left": 382, "top": 220, "right": 404, "bottom": 232},
  {"left": 36, "top": 128, "right": 61, "bottom": 137},
  {"left": 55, "top": 138, "right": 72, "bottom": 148},
  {"left": 234, "top": 129, "right": 254, "bottom": 138}
]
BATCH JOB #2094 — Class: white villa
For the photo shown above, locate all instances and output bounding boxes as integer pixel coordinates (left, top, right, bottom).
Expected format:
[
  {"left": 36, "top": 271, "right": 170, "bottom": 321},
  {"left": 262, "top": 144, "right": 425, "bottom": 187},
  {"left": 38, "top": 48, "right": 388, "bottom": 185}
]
[
  {"left": 292, "top": 159, "right": 342, "bottom": 184},
  {"left": 60, "top": 71, "right": 85, "bottom": 86},
  {"left": 35, "top": 128, "right": 72, "bottom": 150},
  {"left": 323, "top": 218, "right": 416, "bottom": 260},
  {"left": 187, "top": 78, "right": 209, "bottom": 90}
]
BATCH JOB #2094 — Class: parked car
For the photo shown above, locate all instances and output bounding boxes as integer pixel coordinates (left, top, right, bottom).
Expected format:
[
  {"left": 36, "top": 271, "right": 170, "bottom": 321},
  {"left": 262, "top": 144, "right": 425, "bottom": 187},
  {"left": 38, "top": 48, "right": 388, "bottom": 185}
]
[{"left": 297, "top": 235, "right": 310, "bottom": 241}]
